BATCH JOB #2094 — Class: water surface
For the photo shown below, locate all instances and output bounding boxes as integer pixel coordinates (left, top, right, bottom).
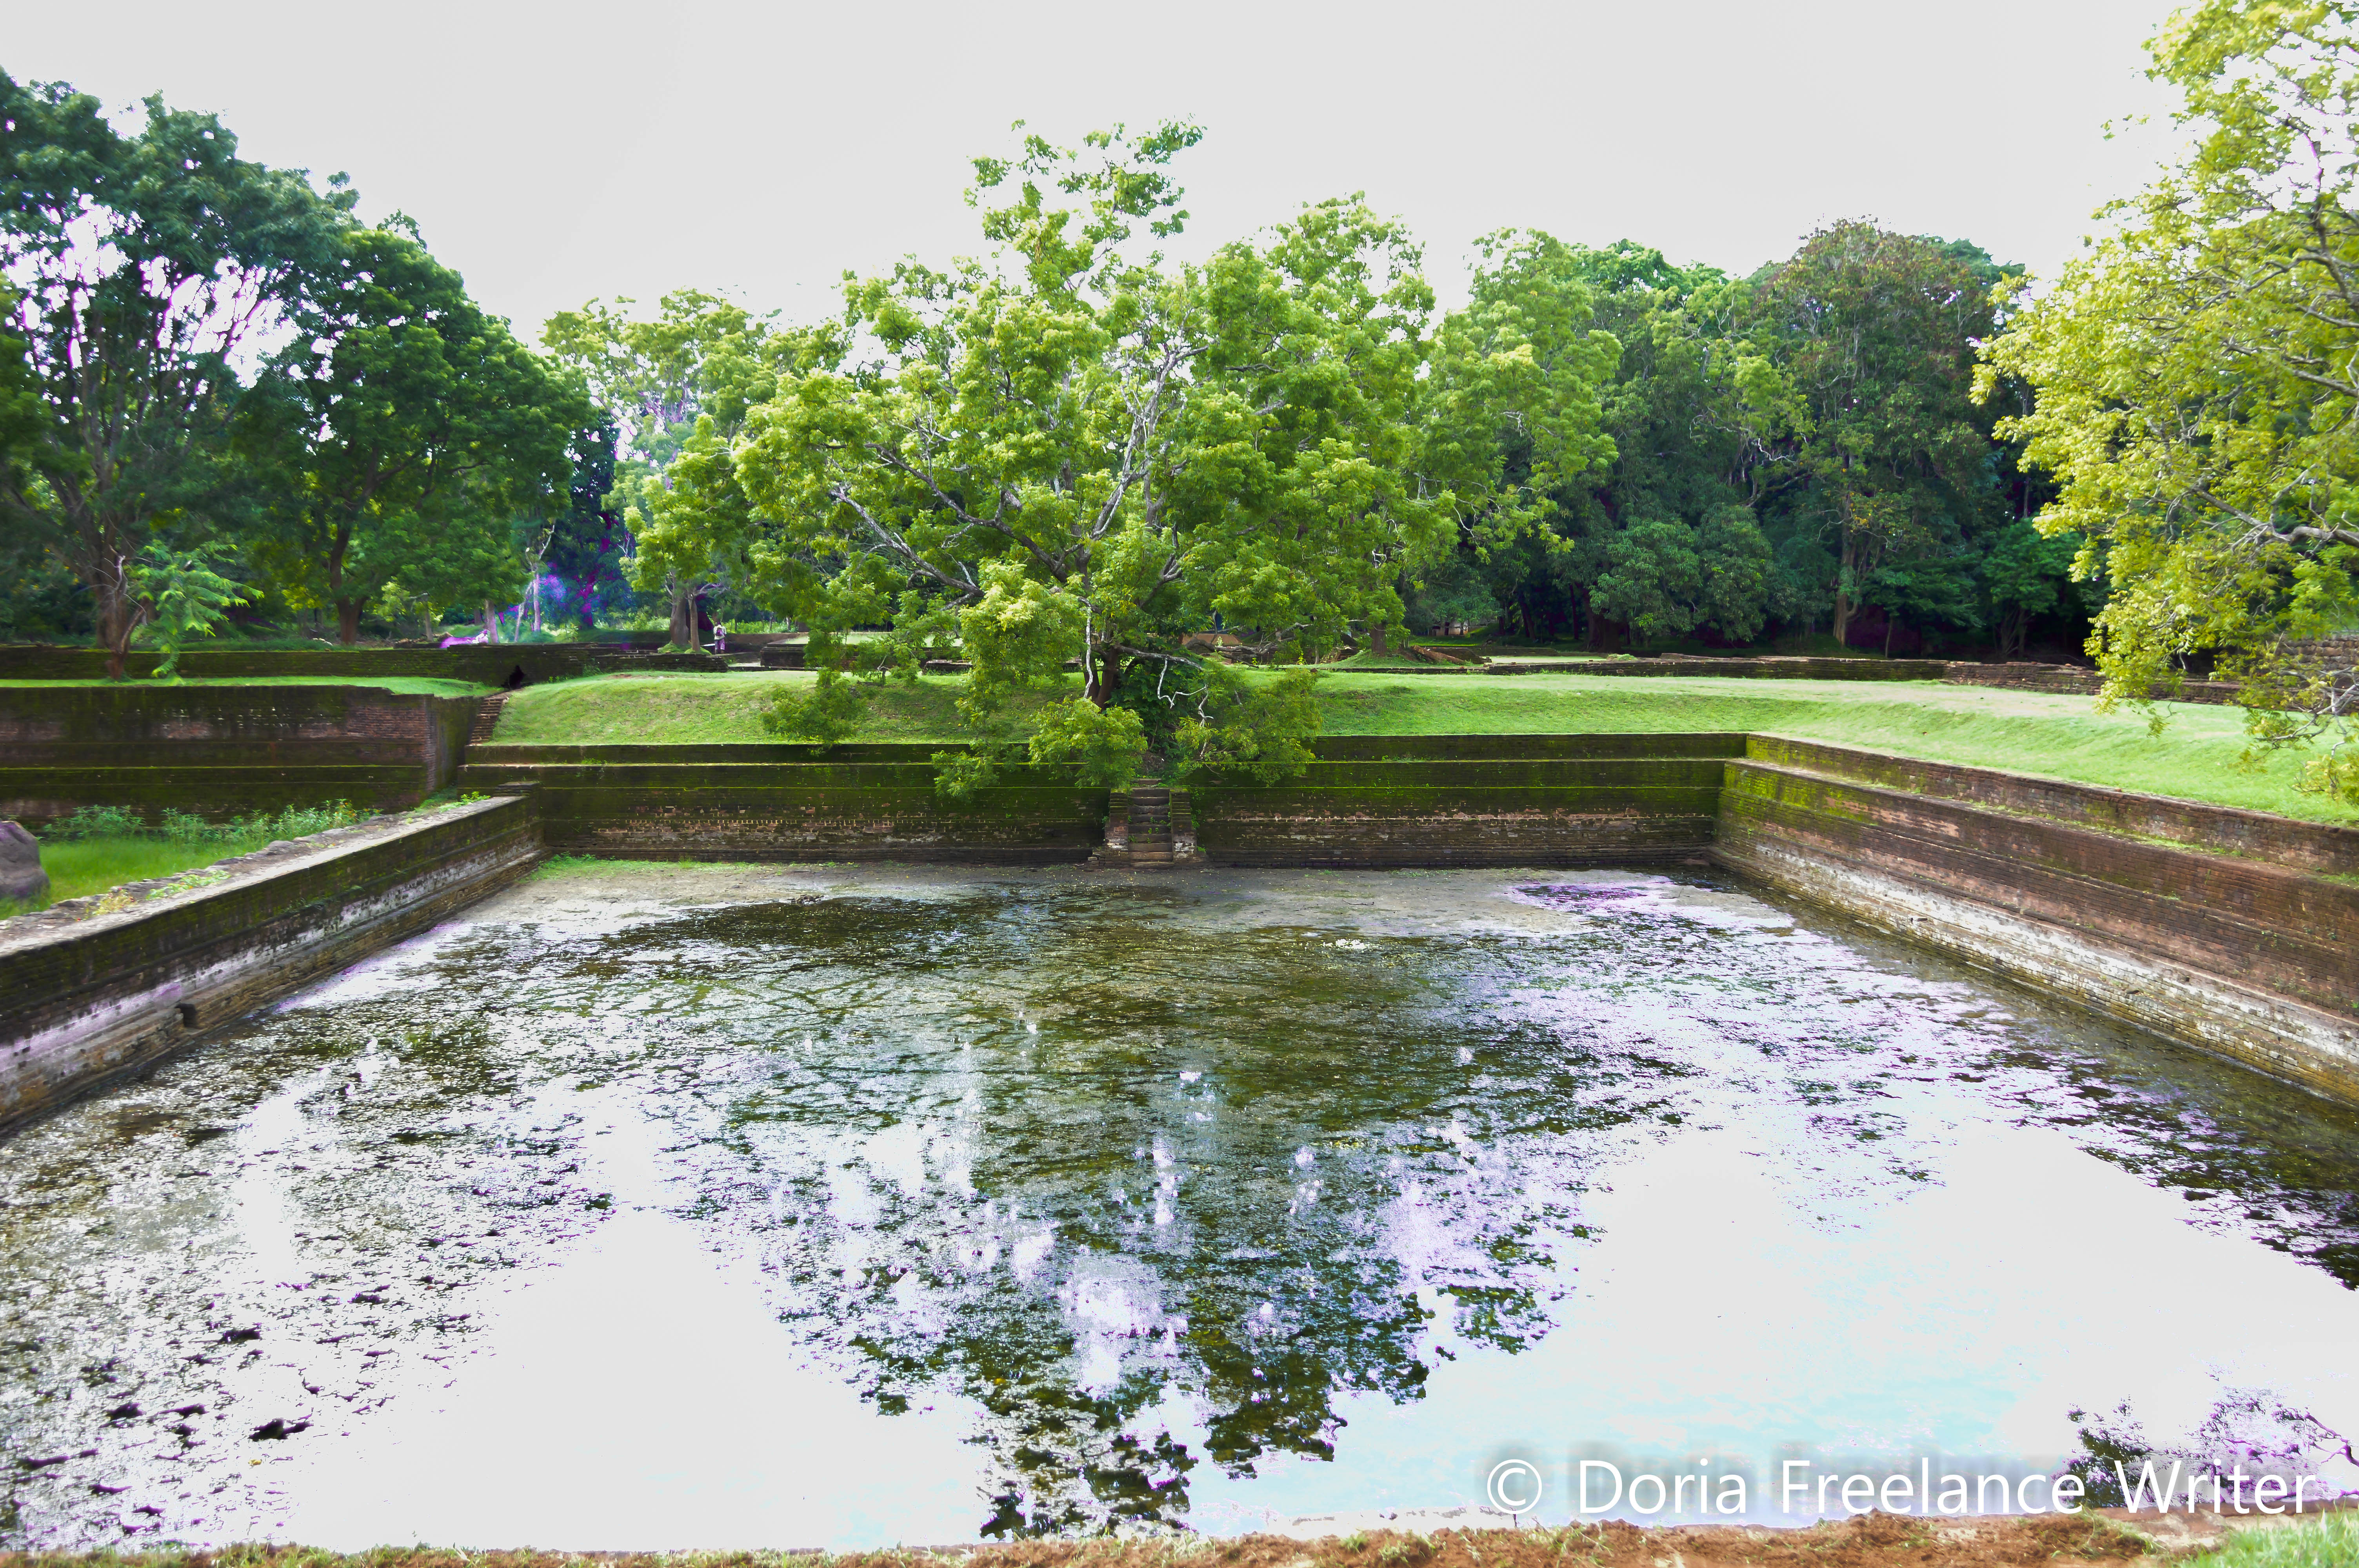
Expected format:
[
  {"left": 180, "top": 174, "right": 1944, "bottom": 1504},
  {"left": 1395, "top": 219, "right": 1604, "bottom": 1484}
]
[{"left": 2, "top": 864, "right": 2355, "bottom": 1547}]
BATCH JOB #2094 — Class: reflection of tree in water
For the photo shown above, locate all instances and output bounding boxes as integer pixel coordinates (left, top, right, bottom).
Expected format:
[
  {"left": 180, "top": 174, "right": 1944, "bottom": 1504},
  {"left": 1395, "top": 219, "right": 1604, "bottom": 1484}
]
[
  {"left": 1970, "top": 1042, "right": 2359, "bottom": 1285},
  {"left": 574, "top": 882, "right": 2359, "bottom": 1536},
  {"left": 637, "top": 893, "right": 1644, "bottom": 1535}
]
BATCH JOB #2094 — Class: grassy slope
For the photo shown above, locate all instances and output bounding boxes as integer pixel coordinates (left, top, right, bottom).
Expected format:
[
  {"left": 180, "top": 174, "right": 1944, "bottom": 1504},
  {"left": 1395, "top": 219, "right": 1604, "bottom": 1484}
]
[
  {"left": 0, "top": 676, "right": 494, "bottom": 697},
  {"left": 0, "top": 838, "right": 261, "bottom": 917},
  {"left": 491, "top": 670, "right": 2357, "bottom": 823}
]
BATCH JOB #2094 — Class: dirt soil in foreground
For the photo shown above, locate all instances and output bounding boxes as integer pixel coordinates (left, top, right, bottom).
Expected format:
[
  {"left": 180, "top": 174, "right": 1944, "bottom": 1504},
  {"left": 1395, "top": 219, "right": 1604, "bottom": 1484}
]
[{"left": 4, "top": 1507, "right": 2349, "bottom": 1568}]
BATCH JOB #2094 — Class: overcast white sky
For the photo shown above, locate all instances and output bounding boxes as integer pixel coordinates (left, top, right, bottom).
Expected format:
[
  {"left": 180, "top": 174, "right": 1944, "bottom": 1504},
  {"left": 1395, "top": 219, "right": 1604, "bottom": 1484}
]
[{"left": 7, "top": 0, "right": 2184, "bottom": 338}]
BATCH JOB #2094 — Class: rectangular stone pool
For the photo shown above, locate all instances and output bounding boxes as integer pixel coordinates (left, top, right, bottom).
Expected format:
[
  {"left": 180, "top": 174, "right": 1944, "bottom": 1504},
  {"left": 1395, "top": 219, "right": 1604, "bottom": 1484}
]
[{"left": 2, "top": 863, "right": 2354, "bottom": 1547}]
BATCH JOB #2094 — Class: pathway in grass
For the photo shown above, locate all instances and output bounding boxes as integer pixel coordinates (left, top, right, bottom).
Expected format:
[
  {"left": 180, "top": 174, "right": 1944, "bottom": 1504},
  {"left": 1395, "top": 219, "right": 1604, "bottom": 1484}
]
[{"left": 490, "top": 670, "right": 2358, "bottom": 824}]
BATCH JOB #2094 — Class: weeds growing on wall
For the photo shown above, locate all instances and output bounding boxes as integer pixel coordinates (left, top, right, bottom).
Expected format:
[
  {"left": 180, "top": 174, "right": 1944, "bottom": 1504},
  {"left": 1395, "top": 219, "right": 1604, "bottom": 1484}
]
[{"left": 40, "top": 802, "right": 365, "bottom": 845}]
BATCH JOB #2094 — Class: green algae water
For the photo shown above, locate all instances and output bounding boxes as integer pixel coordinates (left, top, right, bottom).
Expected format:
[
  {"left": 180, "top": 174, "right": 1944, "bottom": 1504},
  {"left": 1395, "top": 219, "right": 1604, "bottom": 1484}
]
[{"left": 3, "top": 864, "right": 2357, "bottom": 1548}]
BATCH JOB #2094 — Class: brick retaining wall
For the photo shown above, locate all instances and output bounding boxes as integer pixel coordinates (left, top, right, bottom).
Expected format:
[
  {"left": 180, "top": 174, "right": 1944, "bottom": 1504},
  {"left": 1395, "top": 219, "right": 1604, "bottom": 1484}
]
[
  {"left": 1714, "top": 739, "right": 2359, "bottom": 1100},
  {"left": 0, "top": 795, "right": 540, "bottom": 1130},
  {"left": 0, "top": 684, "right": 478, "bottom": 821},
  {"left": 460, "top": 742, "right": 1107, "bottom": 864},
  {"left": 9, "top": 720, "right": 2358, "bottom": 1115},
  {"left": 0, "top": 644, "right": 725, "bottom": 684}
]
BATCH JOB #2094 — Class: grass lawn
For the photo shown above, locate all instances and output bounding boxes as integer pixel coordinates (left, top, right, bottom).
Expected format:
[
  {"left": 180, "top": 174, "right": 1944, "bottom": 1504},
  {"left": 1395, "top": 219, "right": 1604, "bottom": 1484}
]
[
  {"left": 3, "top": 838, "right": 260, "bottom": 915},
  {"left": 0, "top": 675, "right": 495, "bottom": 697},
  {"left": 490, "top": 669, "right": 2359, "bottom": 824},
  {"left": 0, "top": 803, "right": 376, "bottom": 918},
  {"left": 496, "top": 672, "right": 998, "bottom": 746}
]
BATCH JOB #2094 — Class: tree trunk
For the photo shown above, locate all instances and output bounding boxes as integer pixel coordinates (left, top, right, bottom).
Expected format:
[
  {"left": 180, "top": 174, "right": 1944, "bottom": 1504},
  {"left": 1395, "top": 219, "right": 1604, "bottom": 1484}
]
[
  {"left": 1884, "top": 613, "right": 1897, "bottom": 657},
  {"left": 1831, "top": 530, "right": 1859, "bottom": 647},
  {"left": 338, "top": 600, "right": 362, "bottom": 645},
  {"left": 668, "top": 580, "right": 702, "bottom": 651},
  {"left": 1369, "top": 622, "right": 1388, "bottom": 657},
  {"left": 98, "top": 584, "right": 135, "bottom": 682},
  {"left": 1089, "top": 646, "right": 1121, "bottom": 706},
  {"left": 482, "top": 601, "right": 499, "bottom": 642}
]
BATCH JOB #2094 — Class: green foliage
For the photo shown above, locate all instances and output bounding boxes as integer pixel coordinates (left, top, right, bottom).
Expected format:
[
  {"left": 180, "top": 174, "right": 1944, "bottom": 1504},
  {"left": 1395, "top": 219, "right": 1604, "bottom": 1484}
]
[
  {"left": 244, "top": 223, "right": 591, "bottom": 642},
  {"left": 38, "top": 805, "right": 148, "bottom": 840},
  {"left": 1404, "top": 555, "right": 1501, "bottom": 634},
  {"left": 2187, "top": 1513, "right": 2359, "bottom": 1568},
  {"left": 0, "top": 72, "right": 350, "bottom": 674},
  {"left": 41, "top": 800, "right": 363, "bottom": 844},
  {"left": 1747, "top": 221, "right": 2011, "bottom": 645},
  {"left": 722, "top": 122, "right": 1578, "bottom": 790},
  {"left": 127, "top": 541, "right": 253, "bottom": 678},
  {"left": 542, "top": 289, "right": 841, "bottom": 647},
  {"left": 1026, "top": 697, "right": 1149, "bottom": 786},
  {"left": 1983, "top": 0, "right": 2359, "bottom": 800},
  {"left": 1170, "top": 664, "right": 1322, "bottom": 784},
  {"left": 759, "top": 665, "right": 867, "bottom": 748}
]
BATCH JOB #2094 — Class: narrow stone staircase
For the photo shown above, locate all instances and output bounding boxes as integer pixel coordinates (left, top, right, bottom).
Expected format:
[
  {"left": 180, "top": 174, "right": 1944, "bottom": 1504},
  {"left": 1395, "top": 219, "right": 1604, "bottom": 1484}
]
[
  {"left": 466, "top": 693, "right": 509, "bottom": 749},
  {"left": 1127, "top": 783, "right": 1174, "bottom": 868}
]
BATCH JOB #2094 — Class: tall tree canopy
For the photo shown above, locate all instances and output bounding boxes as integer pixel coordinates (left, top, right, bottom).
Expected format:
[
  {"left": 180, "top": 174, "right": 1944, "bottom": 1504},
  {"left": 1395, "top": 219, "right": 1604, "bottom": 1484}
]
[
  {"left": 242, "top": 222, "right": 590, "bottom": 642},
  {"left": 0, "top": 72, "right": 347, "bottom": 672},
  {"left": 701, "top": 123, "right": 1615, "bottom": 783},
  {"left": 541, "top": 289, "right": 833, "bottom": 646},
  {"left": 1983, "top": 0, "right": 2359, "bottom": 797}
]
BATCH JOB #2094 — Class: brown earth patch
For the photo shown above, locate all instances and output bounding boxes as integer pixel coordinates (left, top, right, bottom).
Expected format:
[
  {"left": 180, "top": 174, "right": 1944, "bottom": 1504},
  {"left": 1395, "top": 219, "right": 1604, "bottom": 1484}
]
[{"left": 11, "top": 1505, "right": 2353, "bottom": 1568}]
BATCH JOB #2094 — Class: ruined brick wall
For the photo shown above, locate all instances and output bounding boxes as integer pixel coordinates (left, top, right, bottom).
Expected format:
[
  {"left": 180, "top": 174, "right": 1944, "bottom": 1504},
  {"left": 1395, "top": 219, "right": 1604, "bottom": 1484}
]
[
  {"left": 461, "top": 743, "right": 1107, "bottom": 864},
  {"left": 0, "top": 796, "right": 540, "bottom": 1130},
  {"left": 1188, "top": 734, "right": 1744, "bottom": 866},
  {"left": 0, "top": 645, "right": 725, "bottom": 684},
  {"left": 0, "top": 684, "right": 480, "bottom": 821},
  {"left": 1716, "top": 739, "right": 2359, "bottom": 1100}
]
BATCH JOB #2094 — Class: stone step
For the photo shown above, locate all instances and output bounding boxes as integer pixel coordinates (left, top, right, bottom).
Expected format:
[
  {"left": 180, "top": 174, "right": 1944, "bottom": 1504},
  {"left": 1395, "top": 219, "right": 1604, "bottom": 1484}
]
[{"left": 466, "top": 695, "right": 509, "bottom": 748}]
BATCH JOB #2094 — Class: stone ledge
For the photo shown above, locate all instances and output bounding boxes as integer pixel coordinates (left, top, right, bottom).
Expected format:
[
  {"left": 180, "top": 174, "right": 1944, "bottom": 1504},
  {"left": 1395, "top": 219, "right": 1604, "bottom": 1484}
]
[{"left": 0, "top": 795, "right": 540, "bottom": 1132}]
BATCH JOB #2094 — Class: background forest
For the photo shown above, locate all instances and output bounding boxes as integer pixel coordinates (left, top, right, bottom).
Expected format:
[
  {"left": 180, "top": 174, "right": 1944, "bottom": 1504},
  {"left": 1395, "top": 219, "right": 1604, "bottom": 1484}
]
[{"left": 0, "top": 82, "right": 2084, "bottom": 668}]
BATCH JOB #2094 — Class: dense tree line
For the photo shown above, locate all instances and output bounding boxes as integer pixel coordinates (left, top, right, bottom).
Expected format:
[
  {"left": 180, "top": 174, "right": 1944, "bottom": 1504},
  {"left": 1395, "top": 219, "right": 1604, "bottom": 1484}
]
[{"left": 0, "top": 72, "right": 597, "bottom": 670}]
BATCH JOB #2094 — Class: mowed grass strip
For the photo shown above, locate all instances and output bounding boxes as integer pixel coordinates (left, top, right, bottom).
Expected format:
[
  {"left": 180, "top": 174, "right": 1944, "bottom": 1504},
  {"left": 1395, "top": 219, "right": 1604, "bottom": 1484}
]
[
  {"left": 8, "top": 838, "right": 254, "bottom": 912},
  {"left": 490, "top": 670, "right": 2358, "bottom": 823}
]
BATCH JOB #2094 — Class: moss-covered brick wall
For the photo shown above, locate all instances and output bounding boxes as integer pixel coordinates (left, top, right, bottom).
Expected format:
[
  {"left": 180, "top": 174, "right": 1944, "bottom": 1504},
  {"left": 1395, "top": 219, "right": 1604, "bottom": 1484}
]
[
  {"left": 0, "top": 795, "right": 539, "bottom": 1131},
  {"left": 1491, "top": 655, "right": 1953, "bottom": 679},
  {"left": 462, "top": 745, "right": 1103, "bottom": 864},
  {"left": 1716, "top": 743, "right": 2359, "bottom": 1100},
  {"left": 1185, "top": 736, "right": 1733, "bottom": 867},
  {"left": 1744, "top": 734, "right": 2359, "bottom": 873},
  {"left": 0, "top": 644, "right": 725, "bottom": 685},
  {"left": 0, "top": 684, "right": 477, "bottom": 822}
]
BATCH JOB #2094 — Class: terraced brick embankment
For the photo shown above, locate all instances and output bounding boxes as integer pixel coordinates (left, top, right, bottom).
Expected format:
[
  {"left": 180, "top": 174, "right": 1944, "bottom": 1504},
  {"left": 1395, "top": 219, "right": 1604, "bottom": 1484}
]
[
  {"left": 0, "top": 682, "right": 479, "bottom": 822},
  {"left": 1717, "top": 736, "right": 2359, "bottom": 1102},
  {"left": 458, "top": 742, "right": 1108, "bottom": 865}
]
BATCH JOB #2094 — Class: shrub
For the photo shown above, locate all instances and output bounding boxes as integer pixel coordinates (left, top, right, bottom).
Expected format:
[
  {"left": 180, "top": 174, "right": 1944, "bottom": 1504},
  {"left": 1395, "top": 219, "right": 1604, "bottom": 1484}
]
[{"left": 43, "top": 801, "right": 364, "bottom": 846}]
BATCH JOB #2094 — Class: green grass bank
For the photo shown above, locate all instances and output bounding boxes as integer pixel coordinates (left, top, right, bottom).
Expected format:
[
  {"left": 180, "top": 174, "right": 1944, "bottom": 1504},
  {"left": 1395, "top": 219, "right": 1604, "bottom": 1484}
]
[
  {"left": 0, "top": 676, "right": 493, "bottom": 698},
  {"left": 1, "top": 804, "right": 375, "bottom": 917},
  {"left": 491, "top": 669, "right": 2359, "bottom": 824}
]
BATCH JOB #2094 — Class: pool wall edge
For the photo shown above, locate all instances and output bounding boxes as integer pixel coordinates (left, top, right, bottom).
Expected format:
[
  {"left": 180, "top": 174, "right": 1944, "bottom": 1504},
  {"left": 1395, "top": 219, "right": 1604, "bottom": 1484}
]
[{"left": 0, "top": 794, "right": 541, "bottom": 1132}]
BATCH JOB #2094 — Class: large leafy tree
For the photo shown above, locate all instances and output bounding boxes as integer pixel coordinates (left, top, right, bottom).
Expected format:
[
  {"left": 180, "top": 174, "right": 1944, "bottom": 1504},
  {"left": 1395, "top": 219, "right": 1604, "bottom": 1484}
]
[
  {"left": 721, "top": 124, "right": 1603, "bottom": 782},
  {"left": 1982, "top": 0, "right": 2359, "bottom": 796},
  {"left": 541, "top": 289, "right": 830, "bottom": 645},
  {"left": 1558, "top": 243, "right": 1781, "bottom": 646},
  {"left": 245, "top": 223, "right": 589, "bottom": 642},
  {"left": 1745, "top": 221, "right": 2010, "bottom": 647},
  {"left": 0, "top": 73, "right": 347, "bottom": 674},
  {"left": 1418, "top": 230, "right": 1623, "bottom": 645}
]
